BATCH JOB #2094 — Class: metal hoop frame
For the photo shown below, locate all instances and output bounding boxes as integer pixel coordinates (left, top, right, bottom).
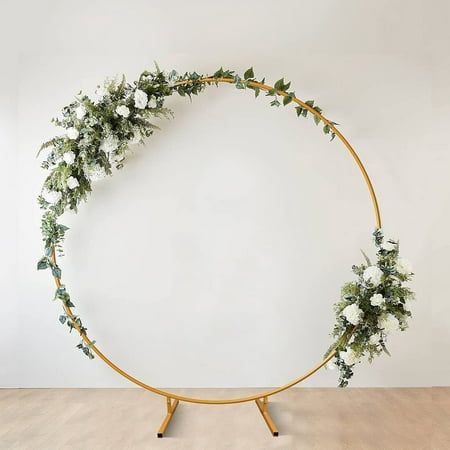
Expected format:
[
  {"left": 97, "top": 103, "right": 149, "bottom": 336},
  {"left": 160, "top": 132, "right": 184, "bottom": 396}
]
[{"left": 51, "top": 76, "right": 382, "bottom": 405}]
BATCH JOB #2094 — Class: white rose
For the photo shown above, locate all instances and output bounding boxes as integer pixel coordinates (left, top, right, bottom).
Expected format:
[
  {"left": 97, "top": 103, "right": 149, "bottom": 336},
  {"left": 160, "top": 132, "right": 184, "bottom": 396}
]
[
  {"left": 42, "top": 189, "right": 62, "bottom": 204},
  {"left": 363, "top": 266, "right": 383, "bottom": 286},
  {"left": 134, "top": 89, "right": 148, "bottom": 109},
  {"left": 86, "top": 164, "right": 106, "bottom": 182},
  {"left": 396, "top": 258, "right": 413, "bottom": 276},
  {"left": 116, "top": 105, "right": 130, "bottom": 118},
  {"left": 381, "top": 240, "right": 397, "bottom": 251},
  {"left": 63, "top": 151, "right": 76, "bottom": 165},
  {"left": 75, "top": 105, "right": 87, "bottom": 120},
  {"left": 67, "top": 127, "right": 79, "bottom": 140},
  {"left": 378, "top": 314, "right": 399, "bottom": 334},
  {"left": 340, "top": 349, "right": 358, "bottom": 366},
  {"left": 66, "top": 176, "right": 79, "bottom": 190},
  {"left": 342, "top": 303, "right": 363, "bottom": 325},
  {"left": 100, "top": 135, "right": 119, "bottom": 154},
  {"left": 370, "top": 293, "right": 385, "bottom": 307},
  {"left": 147, "top": 97, "right": 158, "bottom": 108}
]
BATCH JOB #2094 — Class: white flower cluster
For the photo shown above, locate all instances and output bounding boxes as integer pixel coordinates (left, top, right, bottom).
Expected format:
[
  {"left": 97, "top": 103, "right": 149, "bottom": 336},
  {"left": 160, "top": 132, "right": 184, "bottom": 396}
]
[
  {"left": 363, "top": 265, "right": 383, "bottom": 286},
  {"left": 340, "top": 348, "right": 359, "bottom": 366},
  {"left": 330, "top": 229, "right": 415, "bottom": 383},
  {"left": 39, "top": 70, "right": 175, "bottom": 208},
  {"left": 134, "top": 89, "right": 148, "bottom": 109},
  {"left": 342, "top": 303, "right": 363, "bottom": 325}
]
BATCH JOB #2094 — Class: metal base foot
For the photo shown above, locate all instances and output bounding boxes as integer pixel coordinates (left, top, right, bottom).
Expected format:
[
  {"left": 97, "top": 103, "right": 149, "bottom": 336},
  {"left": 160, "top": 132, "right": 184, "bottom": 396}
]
[
  {"left": 156, "top": 395, "right": 279, "bottom": 437},
  {"left": 255, "top": 397, "right": 279, "bottom": 436},
  {"left": 157, "top": 397, "right": 179, "bottom": 438}
]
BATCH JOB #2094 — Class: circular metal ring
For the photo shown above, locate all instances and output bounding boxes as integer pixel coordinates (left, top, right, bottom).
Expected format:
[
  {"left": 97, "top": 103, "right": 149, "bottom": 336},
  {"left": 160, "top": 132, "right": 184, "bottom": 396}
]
[{"left": 52, "top": 76, "right": 381, "bottom": 404}]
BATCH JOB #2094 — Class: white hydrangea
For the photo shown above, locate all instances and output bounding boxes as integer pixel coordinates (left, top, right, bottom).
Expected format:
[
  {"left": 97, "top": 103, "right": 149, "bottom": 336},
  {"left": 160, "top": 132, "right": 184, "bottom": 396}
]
[
  {"left": 134, "top": 89, "right": 148, "bottom": 109},
  {"left": 147, "top": 97, "right": 158, "bottom": 108},
  {"left": 342, "top": 303, "right": 363, "bottom": 325},
  {"left": 67, "top": 127, "right": 79, "bottom": 140},
  {"left": 75, "top": 105, "right": 87, "bottom": 120},
  {"left": 378, "top": 314, "right": 399, "bottom": 333},
  {"left": 340, "top": 349, "right": 359, "bottom": 366},
  {"left": 381, "top": 240, "right": 397, "bottom": 251},
  {"left": 396, "top": 258, "right": 413, "bottom": 276},
  {"left": 100, "top": 135, "right": 119, "bottom": 154},
  {"left": 66, "top": 176, "right": 79, "bottom": 190},
  {"left": 370, "top": 293, "right": 385, "bottom": 307},
  {"left": 86, "top": 165, "right": 106, "bottom": 182},
  {"left": 63, "top": 151, "right": 76, "bottom": 165},
  {"left": 363, "top": 265, "right": 383, "bottom": 286},
  {"left": 42, "top": 189, "right": 62, "bottom": 204},
  {"left": 116, "top": 105, "right": 130, "bottom": 118}
]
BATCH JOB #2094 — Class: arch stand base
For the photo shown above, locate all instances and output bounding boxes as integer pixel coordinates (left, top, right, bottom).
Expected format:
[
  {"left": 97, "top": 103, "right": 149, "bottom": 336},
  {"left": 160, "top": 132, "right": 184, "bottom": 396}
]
[
  {"left": 156, "top": 396, "right": 279, "bottom": 438},
  {"left": 157, "top": 397, "right": 179, "bottom": 437},
  {"left": 255, "top": 397, "right": 279, "bottom": 436}
]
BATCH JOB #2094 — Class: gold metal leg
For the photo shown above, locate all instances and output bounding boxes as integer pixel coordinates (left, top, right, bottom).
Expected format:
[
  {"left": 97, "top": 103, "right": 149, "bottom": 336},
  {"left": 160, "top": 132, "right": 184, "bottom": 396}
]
[
  {"left": 255, "top": 397, "right": 279, "bottom": 436},
  {"left": 157, "top": 397, "right": 179, "bottom": 438}
]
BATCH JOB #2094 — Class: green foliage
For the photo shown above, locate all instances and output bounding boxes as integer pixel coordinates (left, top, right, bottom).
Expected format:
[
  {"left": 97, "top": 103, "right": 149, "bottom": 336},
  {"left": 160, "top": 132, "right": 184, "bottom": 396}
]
[
  {"left": 325, "top": 228, "right": 415, "bottom": 387},
  {"left": 244, "top": 67, "right": 254, "bottom": 80}
]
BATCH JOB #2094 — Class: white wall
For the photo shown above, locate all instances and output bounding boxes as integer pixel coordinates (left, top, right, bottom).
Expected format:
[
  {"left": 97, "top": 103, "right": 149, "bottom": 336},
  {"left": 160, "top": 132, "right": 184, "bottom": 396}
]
[{"left": 1, "top": 0, "right": 449, "bottom": 388}]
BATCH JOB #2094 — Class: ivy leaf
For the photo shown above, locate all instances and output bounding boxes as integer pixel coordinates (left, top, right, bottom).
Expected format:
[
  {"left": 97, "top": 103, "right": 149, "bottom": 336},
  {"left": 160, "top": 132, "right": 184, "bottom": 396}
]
[
  {"left": 283, "top": 95, "right": 293, "bottom": 106},
  {"left": 305, "top": 100, "right": 315, "bottom": 107},
  {"left": 64, "top": 299, "right": 75, "bottom": 308},
  {"left": 274, "top": 78, "right": 285, "bottom": 91},
  {"left": 213, "top": 67, "right": 224, "bottom": 78},
  {"left": 59, "top": 315, "right": 67, "bottom": 324},
  {"left": 323, "top": 124, "right": 331, "bottom": 134},
  {"left": 270, "top": 99, "right": 281, "bottom": 107},
  {"left": 244, "top": 67, "right": 254, "bottom": 80},
  {"left": 314, "top": 115, "right": 321, "bottom": 125},
  {"left": 37, "top": 257, "right": 49, "bottom": 270},
  {"left": 51, "top": 265, "right": 62, "bottom": 279},
  {"left": 295, "top": 106, "right": 303, "bottom": 117}
]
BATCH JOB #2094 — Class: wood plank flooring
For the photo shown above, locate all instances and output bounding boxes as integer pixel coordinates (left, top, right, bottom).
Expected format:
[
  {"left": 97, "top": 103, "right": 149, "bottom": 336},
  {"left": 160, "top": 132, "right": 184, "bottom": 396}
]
[{"left": 0, "top": 388, "right": 448, "bottom": 449}]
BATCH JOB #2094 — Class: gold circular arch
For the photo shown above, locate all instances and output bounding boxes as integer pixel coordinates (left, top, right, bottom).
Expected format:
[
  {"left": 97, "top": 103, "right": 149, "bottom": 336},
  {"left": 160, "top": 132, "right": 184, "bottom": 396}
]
[{"left": 51, "top": 76, "right": 381, "bottom": 405}]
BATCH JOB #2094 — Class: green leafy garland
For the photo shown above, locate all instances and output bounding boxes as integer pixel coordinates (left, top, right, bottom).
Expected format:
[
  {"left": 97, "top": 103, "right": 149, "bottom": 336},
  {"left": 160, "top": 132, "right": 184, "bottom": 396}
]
[{"left": 37, "top": 66, "right": 414, "bottom": 383}]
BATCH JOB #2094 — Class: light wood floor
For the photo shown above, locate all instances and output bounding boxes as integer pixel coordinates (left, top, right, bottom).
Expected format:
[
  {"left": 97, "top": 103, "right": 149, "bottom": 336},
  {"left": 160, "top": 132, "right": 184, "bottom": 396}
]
[{"left": 0, "top": 388, "right": 448, "bottom": 450}]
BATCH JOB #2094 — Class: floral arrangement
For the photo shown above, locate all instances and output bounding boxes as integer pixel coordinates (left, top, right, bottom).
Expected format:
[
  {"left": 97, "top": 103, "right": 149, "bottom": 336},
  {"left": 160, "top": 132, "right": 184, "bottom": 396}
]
[
  {"left": 324, "top": 228, "right": 414, "bottom": 386},
  {"left": 37, "top": 65, "right": 414, "bottom": 384}
]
